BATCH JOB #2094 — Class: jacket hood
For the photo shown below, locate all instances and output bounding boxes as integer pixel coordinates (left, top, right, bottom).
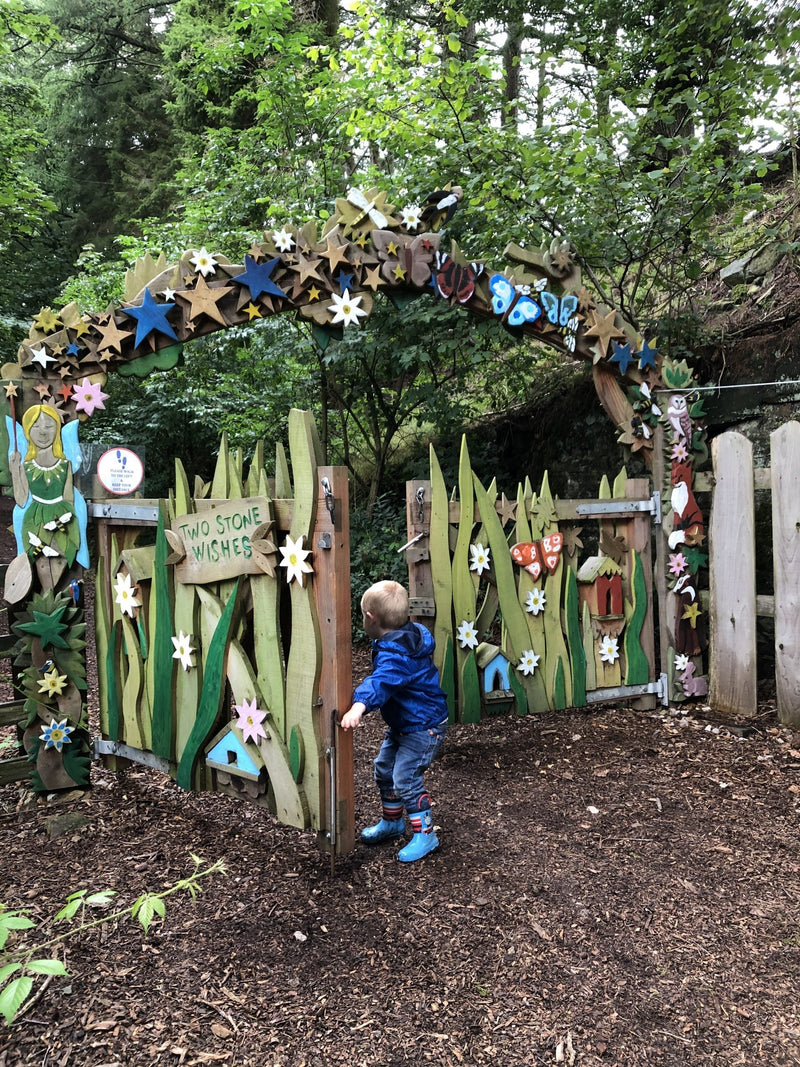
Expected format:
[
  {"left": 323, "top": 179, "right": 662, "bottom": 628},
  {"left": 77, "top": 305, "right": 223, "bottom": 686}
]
[{"left": 375, "top": 621, "right": 434, "bottom": 658}]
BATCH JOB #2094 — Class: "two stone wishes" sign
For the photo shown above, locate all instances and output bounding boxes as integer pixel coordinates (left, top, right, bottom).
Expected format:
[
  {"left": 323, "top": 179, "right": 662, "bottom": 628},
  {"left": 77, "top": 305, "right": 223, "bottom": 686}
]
[{"left": 172, "top": 497, "right": 270, "bottom": 584}]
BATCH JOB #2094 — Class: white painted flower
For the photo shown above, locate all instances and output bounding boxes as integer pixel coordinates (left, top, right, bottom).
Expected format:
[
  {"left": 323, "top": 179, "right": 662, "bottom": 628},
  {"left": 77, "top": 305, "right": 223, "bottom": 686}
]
[
  {"left": 599, "top": 634, "right": 620, "bottom": 664},
  {"left": 469, "top": 543, "right": 491, "bottom": 576},
  {"left": 525, "top": 588, "right": 546, "bottom": 615},
  {"left": 279, "top": 534, "right": 314, "bottom": 586},
  {"left": 456, "top": 619, "right": 479, "bottom": 650},
  {"left": 674, "top": 652, "right": 690, "bottom": 672},
  {"left": 172, "top": 630, "right": 195, "bottom": 671},
  {"left": 190, "top": 247, "right": 217, "bottom": 277},
  {"left": 401, "top": 205, "right": 421, "bottom": 230},
  {"left": 517, "top": 649, "right": 540, "bottom": 676},
  {"left": 329, "top": 288, "right": 367, "bottom": 327},
  {"left": 114, "top": 572, "right": 141, "bottom": 617},
  {"left": 272, "top": 227, "right": 295, "bottom": 253}
]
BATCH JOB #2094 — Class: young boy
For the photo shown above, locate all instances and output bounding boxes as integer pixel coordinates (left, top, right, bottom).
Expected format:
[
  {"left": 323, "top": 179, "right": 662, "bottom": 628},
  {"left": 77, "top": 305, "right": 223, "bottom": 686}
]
[{"left": 340, "top": 580, "right": 448, "bottom": 862}]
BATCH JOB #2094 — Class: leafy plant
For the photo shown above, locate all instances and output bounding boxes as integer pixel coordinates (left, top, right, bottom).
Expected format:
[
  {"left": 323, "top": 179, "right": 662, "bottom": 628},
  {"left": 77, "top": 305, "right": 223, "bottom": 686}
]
[{"left": 0, "top": 853, "right": 225, "bottom": 1025}]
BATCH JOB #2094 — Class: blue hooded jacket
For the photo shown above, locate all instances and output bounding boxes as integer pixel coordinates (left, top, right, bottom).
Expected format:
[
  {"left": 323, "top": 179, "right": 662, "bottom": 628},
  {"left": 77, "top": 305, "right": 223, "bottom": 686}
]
[{"left": 353, "top": 622, "right": 448, "bottom": 733}]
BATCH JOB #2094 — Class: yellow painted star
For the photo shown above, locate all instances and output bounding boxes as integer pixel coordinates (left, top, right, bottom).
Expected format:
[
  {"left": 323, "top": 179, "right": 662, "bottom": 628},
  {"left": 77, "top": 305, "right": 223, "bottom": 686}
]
[
  {"left": 245, "top": 302, "right": 262, "bottom": 321},
  {"left": 307, "top": 286, "right": 321, "bottom": 301},
  {"left": 681, "top": 602, "right": 702, "bottom": 628}
]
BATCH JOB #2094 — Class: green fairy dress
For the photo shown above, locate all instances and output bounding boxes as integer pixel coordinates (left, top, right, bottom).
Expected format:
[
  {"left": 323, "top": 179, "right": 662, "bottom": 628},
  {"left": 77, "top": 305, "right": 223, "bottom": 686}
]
[{"left": 21, "top": 458, "right": 80, "bottom": 566}]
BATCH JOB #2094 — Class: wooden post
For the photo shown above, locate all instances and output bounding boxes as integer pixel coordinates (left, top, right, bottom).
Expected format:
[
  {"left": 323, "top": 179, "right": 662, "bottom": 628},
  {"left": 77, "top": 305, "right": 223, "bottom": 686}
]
[
  {"left": 312, "top": 466, "right": 355, "bottom": 854},
  {"left": 771, "top": 423, "right": 800, "bottom": 726},
  {"left": 651, "top": 424, "right": 673, "bottom": 694},
  {"left": 624, "top": 477, "right": 656, "bottom": 709},
  {"left": 406, "top": 480, "right": 433, "bottom": 626},
  {"left": 708, "top": 432, "right": 757, "bottom": 716}
]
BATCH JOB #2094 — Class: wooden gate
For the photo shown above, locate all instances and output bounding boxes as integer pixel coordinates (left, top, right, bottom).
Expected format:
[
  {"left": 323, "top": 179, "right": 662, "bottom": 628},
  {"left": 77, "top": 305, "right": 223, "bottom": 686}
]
[
  {"left": 92, "top": 410, "right": 354, "bottom": 854},
  {"left": 405, "top": 437, "right": 662, "bottom": 722},
  {"left": 708, "top": 422, "right": 800, "bottom": 725}
]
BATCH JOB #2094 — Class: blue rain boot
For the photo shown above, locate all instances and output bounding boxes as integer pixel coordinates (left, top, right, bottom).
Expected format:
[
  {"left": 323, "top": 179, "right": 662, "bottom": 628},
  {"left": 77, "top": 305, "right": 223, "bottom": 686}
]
[
  {"left": 398, "top": 808, "right": 439, "bottom": 862},
  {"left": 361, "top": 798, "right": 405, "bottom": 845}
]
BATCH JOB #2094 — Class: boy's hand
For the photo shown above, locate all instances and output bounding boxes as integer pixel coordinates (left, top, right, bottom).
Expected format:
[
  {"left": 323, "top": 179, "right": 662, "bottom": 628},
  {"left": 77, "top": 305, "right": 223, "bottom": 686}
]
[{"left": 340, "top": 703, "right": 366, "bottom": 730}]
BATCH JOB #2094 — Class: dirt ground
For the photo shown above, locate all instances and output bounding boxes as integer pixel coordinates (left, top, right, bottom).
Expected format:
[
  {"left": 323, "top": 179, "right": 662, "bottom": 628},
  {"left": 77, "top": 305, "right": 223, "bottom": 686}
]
[{"left": 3, "top": 670, "right": 800, "bottom": 1067}]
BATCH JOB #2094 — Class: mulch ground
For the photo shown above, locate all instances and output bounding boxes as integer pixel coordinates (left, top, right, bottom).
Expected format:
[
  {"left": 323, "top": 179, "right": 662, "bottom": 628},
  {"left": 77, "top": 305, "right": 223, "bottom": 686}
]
[{"left": 3, "top": 683, "right": 800, "bottom": 1067}]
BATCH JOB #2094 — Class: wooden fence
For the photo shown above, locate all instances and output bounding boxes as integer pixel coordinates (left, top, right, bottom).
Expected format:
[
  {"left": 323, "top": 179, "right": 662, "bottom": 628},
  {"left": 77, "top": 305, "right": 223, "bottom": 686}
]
[
  {"left": 405, "top": 437, "right": 662, "bottom": 722},
  {"left": 708, "top": 422, "right": 800, "bottom": 724},
  {"left": 91, "top": 410, "right": 354, "bottom": 855}
]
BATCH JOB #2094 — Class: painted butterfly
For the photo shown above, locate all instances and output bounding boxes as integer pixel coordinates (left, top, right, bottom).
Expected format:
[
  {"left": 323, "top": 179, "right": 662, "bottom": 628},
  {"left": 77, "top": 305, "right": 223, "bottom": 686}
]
[
  {"left": 511, "top": 533, "right": 564, "bottom": 580},
  {"left": 435, "top": 252, "right": 483, "bottom": 303},
  {"left": 488, "top": 274, "right": 542, "bottom": 328},
  {"left": 540, "top": 291, "right": 579, "bottom": 327}
]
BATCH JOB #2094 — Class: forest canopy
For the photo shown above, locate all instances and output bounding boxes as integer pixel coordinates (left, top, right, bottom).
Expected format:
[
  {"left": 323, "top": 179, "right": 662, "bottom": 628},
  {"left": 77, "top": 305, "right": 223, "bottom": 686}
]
[{"left": 1, "top": 0, "right": 798, "bottom": 503}]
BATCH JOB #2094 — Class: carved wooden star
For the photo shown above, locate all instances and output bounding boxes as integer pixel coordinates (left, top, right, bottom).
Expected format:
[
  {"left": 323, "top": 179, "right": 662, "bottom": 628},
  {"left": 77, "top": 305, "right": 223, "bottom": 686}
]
[
  {"left": 496, "top": 493, "right": 517, "bottom": 527},
  {"left": 176, "top": 274, "right": 234, "bottom": 327},
  {"left": 583, "top": 309, "right": 626, "bottom": 361},
  {"left": 96, "top": 316, "right": 134, "bottom": 355},
  {"left": 362, "top": 266, "right": 384, "bottom": 292},
  {"left": 323, "top": 237, "right": 350, "bottom": 272}
]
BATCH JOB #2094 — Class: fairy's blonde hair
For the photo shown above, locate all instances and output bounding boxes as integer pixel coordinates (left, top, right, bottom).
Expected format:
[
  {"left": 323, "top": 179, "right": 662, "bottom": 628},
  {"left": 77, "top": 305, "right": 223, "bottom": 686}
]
[{"left": 22, "top": 404, "right": 65, "bottom": 462}]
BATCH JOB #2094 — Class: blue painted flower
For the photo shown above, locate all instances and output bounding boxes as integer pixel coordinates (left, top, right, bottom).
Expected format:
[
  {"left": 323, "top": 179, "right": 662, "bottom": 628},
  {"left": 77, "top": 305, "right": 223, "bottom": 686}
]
[{"left": 39, "top": 718, "right": 74, "bottom": 752}]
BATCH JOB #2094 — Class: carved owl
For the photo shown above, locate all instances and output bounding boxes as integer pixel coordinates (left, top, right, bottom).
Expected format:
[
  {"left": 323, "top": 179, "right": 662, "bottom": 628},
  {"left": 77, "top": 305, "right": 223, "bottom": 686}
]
[{"left": 667, "top": 393, "right": 692, "bottom": 441}]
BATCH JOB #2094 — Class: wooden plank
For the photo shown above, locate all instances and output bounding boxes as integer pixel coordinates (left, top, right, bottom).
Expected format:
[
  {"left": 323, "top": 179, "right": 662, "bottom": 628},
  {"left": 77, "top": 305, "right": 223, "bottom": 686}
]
[
  {"left": 428, "top": 452, "right": 456, "bottom": 719},
  {"left": 651, "top": 424, "right": 673, "bottom": 693},
  {"left": 451, "top": 438, "right": 479, "bottom": 723},
  {"left": 756, "top": 594, "right": 775, "bottom": 617},
  {"left": 406, "top": 479, "right": 434, "bottom": 627},
  {"left": 283, "top": 410, "right": 323, "bottom": 833},
  {"left": 312, "top": 465, "right": 354, "bottom": 854},
  {"left": 448, "top": 498, "right": 652, "bottom": 524},
  {"left": 623, "top": 478, "right": 656, "bottom": 707},
  {"left": 0, "top": 756, "right": 30, "bottom": 786},
  {"left": 708, "top": 432, "right": 757, "bottom": 716},
  {"left": 771, "top": 423, "right": 800, "bottom": 726},
  {"left": 0, "top": 700, "right": 24, "bottom": 727},
  {"left": 515, "top": 482, "right": 549, "bottom": 713}
]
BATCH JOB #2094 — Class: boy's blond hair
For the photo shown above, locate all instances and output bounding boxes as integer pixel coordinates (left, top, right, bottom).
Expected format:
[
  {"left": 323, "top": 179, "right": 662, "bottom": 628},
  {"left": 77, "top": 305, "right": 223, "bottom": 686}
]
[{"left": 361, "top": 580, "right": 409, "bottom": 631}]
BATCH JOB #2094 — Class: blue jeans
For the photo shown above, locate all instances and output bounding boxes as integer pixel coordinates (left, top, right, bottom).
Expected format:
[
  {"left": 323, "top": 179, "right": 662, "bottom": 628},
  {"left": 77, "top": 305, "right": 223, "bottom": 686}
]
[{"left": 373, "top": 723, "right": 446, "bottom": 814}]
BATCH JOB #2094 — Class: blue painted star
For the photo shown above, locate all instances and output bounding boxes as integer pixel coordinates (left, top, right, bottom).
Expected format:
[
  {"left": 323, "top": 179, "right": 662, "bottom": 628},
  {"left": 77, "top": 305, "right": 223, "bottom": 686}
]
[
  {"left": 638, "top": 339, "right": 658, "bottom": 370},
  {"left": 66, "top": 342, "right": 82, "bottom": 358},
  {"left": 610, "top": 341, "right": 636, "bottom": 376},
  {"left": 233, "top": 255, "right": 286, "bottom": 301},
  {"left": 336, "top": 269, "right": 355, "bottom": 294},
  {"left": 122, "top": 288, "right": 179, "bottom": 349}
]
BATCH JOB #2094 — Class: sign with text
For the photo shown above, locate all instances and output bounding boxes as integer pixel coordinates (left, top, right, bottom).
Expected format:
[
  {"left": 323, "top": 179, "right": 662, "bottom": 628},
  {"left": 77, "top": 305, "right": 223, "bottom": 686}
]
[
  {"left": 95, "top": 447, "right": 145, "bottom": 496},
  {"left": 172, "top": 497, "right": 271, "bottom": 584}
]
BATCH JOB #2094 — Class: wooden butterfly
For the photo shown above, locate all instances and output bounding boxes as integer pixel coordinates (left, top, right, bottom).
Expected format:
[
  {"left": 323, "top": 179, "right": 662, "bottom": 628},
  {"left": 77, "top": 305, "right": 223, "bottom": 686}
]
[
  {"left": 435, "top": 252, "right": 483, "bottom": 303},
  {"left": 540, "top": 291, "right": 580, "bottom": 351},
  {"left": 488, "top": 274, "right": 542, "bottom": 328},
  {"left": 371, "top": 231, "right": 439, "bottom": 288},
  {"left": 511, "top": 533, "right": 564, "bottom": 580}
]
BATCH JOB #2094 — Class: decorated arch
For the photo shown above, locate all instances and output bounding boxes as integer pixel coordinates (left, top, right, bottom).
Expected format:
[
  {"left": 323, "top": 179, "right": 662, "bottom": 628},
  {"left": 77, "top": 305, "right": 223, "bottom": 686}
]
[{"left": 0, "top": 182, "right": 706, "bottom": 819}]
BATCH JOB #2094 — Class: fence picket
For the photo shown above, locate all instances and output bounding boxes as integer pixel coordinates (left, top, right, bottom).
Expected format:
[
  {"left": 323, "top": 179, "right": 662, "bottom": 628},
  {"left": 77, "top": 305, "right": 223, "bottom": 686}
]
[
  {"left": 708, "top": 432, "right": 757, "bottom": 716},
  {"left": 771, "top": 423, "right": 800, "bottom": 726}
]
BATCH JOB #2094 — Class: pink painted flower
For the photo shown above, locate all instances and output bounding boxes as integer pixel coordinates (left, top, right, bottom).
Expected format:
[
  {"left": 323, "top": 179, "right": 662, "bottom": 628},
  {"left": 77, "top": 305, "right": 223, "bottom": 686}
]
[
  {"left": 668, "top": 552, "right": 688, "bottom": 577},
  {"left": 671, "top": 441, "right": 689, "bottom": 462},
  {"left": 235, "top": 698, "right": 267, "bottom": 744},
  {"left": 72, "top": 377, "right": 109, "bottom": 416}
]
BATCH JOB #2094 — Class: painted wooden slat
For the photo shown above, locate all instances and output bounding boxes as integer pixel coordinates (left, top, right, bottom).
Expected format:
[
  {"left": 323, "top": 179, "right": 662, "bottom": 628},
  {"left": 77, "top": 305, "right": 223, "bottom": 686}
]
[
  {"left": 176, "top": 579, "right": 241, "bottom": 790},
  {"left": 622, "top": 478, "right": 656, "bottom": 704},
  {"left": 564, "top": 565, "right": 586, "bottom": 707},
  {"left": 452, "top": 438, "right": 480, "bottom": 723},
  {"left": 170, "top": 460, "right": 201, "bottom": 764},
  {"left": 538, "top": 473, "right": 572, "bottom": 709},
  {"left": 95, "top": 551, "right": 112, "bottom": 737},
  {"left": 406, "top": 478, "right": 435, "bottom": 626},
  {"left": 250, "top": 495, "right": 286, "bottom": 740},
  {"left": 119, "top": 614, "right": 148, "bottom": 751},
  {"left": 208, "top": 616, "right": 309, "bottom": 828},
  {"left": 708, "top": 432, "right": 756, "bottom": 716},
  {"left": 429, "top": 450, "right": 455, "bottom": 719},
  {"left": 149, "top": 505, "right": 175, "bottom": 759},
  {"left": 514, "top": 482, "right": 548, "bottom": 713},
  {"left": 283, "top": 410, "right": 323, "bottom": 830},
  {"left": 771, "top": 422, "right": 800, "bottom": 726}
]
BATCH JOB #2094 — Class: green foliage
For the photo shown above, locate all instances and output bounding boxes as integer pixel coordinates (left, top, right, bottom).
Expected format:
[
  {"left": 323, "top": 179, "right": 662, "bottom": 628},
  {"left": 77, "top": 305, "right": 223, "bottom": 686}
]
[
  {"left": 349, "top": 495, "right": 409, "bottom": 632},
  {"left": 0, "top": 854, "right": 225, "bottom": 1025}
]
